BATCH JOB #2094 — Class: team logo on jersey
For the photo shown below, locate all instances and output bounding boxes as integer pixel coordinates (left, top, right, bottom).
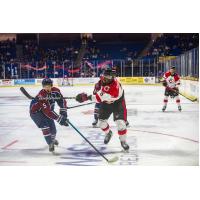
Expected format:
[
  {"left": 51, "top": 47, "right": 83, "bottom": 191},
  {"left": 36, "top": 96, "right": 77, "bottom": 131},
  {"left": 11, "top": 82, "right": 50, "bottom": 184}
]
[
  {"left": 104, "top": 86, "right": 110, "bottom": 92},
  {"left": 168, "top": 76, "right": 174, "bottom": 83}
]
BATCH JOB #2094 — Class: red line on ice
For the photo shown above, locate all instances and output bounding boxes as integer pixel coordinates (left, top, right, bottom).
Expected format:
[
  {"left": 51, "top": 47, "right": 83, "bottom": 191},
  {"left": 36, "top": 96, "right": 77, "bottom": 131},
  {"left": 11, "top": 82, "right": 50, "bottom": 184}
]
[
  {"left": 130, "top": 129, "right": 199, "bottom": 143},
  {"left": 2, "top": 140, "right": 18, "bottom": 149}
]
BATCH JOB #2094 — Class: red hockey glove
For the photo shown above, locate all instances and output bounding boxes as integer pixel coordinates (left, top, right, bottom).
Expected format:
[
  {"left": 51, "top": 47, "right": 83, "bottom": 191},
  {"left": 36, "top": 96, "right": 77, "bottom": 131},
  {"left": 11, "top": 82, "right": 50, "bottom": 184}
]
[{"left": 76, "top": 93, "right": 92, "bottom": 103}]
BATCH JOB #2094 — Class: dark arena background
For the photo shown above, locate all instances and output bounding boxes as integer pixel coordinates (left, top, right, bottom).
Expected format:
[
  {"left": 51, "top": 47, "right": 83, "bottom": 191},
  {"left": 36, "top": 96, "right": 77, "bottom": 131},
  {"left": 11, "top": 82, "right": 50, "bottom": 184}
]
[{"left": 0, "top": 33, "right": 199, "bottom": 165}]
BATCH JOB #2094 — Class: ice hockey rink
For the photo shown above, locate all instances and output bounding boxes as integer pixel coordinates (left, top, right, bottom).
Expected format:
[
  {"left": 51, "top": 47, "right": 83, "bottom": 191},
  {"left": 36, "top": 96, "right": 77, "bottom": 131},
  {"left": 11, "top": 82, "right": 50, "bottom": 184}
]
[{"left": 0, "top": 85, "right": 198, "bottom": 166}]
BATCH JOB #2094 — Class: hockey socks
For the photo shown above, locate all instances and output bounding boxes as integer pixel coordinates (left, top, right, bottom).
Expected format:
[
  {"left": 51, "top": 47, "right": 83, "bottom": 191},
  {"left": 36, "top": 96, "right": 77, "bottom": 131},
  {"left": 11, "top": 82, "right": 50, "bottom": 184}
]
[{"left": 42, "top": 127, "right": 52, "bottom": 145}]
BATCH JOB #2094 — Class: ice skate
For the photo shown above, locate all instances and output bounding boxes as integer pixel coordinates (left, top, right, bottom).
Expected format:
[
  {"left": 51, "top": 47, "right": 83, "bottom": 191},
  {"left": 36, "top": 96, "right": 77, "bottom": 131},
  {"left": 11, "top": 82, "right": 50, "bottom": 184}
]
[
  {"left": 162, "top": 105, "right": 167, "bottom": 112},
  {"left": 53, "top": 139, "right": 59, "bottom": 146},
  {"left": 49, "top": 143, "right": 55, "bottom": 152},
  {"left": 120, "top": 141, "right": 130, "bottom": 151},
  {"left": 178, "top": 105, "right": 182, "bottom": 112},
  {"left": 92, "top": 120, "right": 98, "bottom": 128},
  {"left": 104, "top": 130, "right": 113, "bottom": 144}
]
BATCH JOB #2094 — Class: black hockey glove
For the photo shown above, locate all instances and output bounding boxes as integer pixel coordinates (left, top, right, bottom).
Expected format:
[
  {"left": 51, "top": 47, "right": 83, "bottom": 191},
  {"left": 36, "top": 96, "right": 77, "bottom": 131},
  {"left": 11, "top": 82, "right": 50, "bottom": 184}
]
[
  {"left": 59, "top": 108, "right": 68, "bottom": 118},
  {"left": 173, "top": 87, "right": 179, "bottom": 92},
  {"left": 57, "top": 115, "right": 69, "bottom": 126},
  {"left": 162, "top": 81, "right": 167, "bottom": 87},
  {"left": 76, "top": 93, "right": 92, "bottom": 103}
]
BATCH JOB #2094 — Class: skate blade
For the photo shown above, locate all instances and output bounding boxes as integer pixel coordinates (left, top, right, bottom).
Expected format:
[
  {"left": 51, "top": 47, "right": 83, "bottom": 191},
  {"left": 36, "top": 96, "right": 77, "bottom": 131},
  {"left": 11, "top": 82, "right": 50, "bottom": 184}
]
[
  {"left": 51, "top": 151, "right": 60, "bottom": 156},
  {"left": 121, "top": 149, "right": 129, "bottom": 153}
]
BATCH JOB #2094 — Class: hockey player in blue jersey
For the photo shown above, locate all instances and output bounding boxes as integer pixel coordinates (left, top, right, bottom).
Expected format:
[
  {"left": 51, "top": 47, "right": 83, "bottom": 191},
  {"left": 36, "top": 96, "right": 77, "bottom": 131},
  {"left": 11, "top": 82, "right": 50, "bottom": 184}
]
[{"left": 30, "top": 78, "right": 69, "bottom": 153}]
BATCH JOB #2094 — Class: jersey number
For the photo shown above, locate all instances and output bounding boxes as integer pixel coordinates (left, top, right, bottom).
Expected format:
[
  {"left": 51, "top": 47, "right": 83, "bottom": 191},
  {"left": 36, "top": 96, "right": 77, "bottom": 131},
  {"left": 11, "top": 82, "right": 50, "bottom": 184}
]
[{"left": 43, "top": 103, "right": 47, "bottom": 108}]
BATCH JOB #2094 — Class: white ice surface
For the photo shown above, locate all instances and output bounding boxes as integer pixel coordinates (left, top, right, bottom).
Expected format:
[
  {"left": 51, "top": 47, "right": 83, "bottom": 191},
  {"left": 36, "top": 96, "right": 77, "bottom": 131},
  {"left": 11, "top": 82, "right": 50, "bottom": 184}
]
[{"left": 0, "top": 85, "right": 198, "bottom": 165}]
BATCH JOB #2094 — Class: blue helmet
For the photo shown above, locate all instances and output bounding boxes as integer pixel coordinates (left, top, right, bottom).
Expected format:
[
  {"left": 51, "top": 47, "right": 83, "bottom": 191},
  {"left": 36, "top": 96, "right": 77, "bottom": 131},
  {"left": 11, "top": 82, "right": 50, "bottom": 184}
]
[{"left": 42, "top": 78, "right": 53, "bottom": 87}]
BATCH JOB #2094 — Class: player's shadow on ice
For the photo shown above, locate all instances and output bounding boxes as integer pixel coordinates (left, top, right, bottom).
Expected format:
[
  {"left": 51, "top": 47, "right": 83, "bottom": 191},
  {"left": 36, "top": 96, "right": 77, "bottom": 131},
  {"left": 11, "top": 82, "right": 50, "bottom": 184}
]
[
  {"left": 61, "top": 150, "right": 122, "bottom": 157},
  {"left": 14, "top": 147, "right": 122, "bottom": 157},
  {"left": 57, "top": 146, "right": 123, "bottom": 157},
  {"left": 161, "top": 111, "right": 180, "bottom": 113},
  {"left": 141, "top": 110, "right": 180, "bottom": 113},
  {"left": 18, "top": 147, "right": 52, "bottom": 156},
  {"left": 0, "top": 147, "right": 53, "bottom": 157}
]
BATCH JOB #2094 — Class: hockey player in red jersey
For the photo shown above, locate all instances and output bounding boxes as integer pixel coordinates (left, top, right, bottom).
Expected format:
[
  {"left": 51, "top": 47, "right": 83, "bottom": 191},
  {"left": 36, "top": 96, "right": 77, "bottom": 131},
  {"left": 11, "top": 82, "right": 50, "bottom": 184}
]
[
  {"left": 92, "top": 71, "right": 129, "bottom": 128},
  {"left": 161, "top": 66, "right": 182, "bottom": 112},
  {"left": 76, "top": 68, "right": 129, "bottom": 151},
  {"left": 30, "top": 78, "right": 69, "bottom": 153}
]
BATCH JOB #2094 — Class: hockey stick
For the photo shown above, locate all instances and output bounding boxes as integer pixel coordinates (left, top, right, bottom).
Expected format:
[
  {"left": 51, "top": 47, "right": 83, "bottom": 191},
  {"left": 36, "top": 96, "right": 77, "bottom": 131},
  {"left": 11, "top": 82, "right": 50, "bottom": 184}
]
[
  {"left": 166, "top": 86, "right": 197, "bottom": 102},
  {"left": 20, "top": 87, "right": 94, "bottom": 109},
  {"left": 67, "top": 119, "right": 119, "bottom": 163},
  {"left": 20, "top": 87, "right": 76, "bottom": 100},
  {"left": 67, "top": 102, "right": 95, "bottom": 109}
]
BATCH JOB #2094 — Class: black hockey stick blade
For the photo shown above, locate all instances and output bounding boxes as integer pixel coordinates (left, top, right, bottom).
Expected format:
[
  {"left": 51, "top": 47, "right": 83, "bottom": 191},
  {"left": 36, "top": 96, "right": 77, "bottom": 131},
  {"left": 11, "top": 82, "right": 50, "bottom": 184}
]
[{"left": 20, "top": 87, "right": 34, "bottom": 100}]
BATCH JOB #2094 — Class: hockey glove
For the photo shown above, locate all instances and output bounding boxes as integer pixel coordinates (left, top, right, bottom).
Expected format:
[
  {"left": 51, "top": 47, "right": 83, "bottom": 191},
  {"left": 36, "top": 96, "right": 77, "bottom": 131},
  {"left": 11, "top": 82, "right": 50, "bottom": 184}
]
[
  {"left": 57, "top": 115, "right": 69, "bottom": 126},
  {"left": 173, "top": 87, "right": 179, "bottom": 92},
  {"left": 162, "top": 81, "right": 167, "bottom": 87},
  {"left": 59, "top": 108, "right": 68, "bottom": 117},
  {"left": 76, "top": 93, "right": 92, "bottom": 103}
]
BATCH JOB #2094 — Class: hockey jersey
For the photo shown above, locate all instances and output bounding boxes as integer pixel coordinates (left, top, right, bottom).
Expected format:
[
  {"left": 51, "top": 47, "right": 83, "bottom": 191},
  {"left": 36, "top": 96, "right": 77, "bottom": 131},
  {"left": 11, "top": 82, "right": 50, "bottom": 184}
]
[
  {"left": 163, "top": 71, "right": 180, "bottom": 88},
  {"left": 30, "top": 87, "right": 67, "bottom": 120},
  {"left": 94, "top": 78, "right": 124, "bottom": 103}
]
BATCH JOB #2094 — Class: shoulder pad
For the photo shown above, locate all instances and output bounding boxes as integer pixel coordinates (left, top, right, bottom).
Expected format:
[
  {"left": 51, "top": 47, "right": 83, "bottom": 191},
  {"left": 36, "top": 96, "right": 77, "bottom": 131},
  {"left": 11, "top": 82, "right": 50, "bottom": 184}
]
[
  {"left": 165, "top": 71, "right": 171, "bottom": 76},
  {"left": 51, "top": 87, "right": 60, "bottom": 92},
  {"left": 37, "top": 89, "right": 47, "bottom": 98}
]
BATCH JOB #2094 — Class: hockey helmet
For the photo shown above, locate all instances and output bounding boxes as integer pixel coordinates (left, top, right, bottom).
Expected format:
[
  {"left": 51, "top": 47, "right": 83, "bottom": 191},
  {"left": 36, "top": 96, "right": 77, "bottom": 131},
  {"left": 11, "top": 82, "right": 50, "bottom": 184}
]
[
  {"left": 102, "top": 68, "right": 115, "bottom": 85},
  {"left": 170, "top": 66, "right": 176, "bottom": 75},
  {"left": 42, "top": 78, "right": 53, "bottom": 87}
]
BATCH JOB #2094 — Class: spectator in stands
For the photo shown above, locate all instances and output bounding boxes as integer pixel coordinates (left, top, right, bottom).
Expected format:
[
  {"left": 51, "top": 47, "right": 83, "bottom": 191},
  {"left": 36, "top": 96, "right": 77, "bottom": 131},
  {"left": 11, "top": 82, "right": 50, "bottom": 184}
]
[{"left": 0, "top": 34, "right": 199, "bottom": 79}]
